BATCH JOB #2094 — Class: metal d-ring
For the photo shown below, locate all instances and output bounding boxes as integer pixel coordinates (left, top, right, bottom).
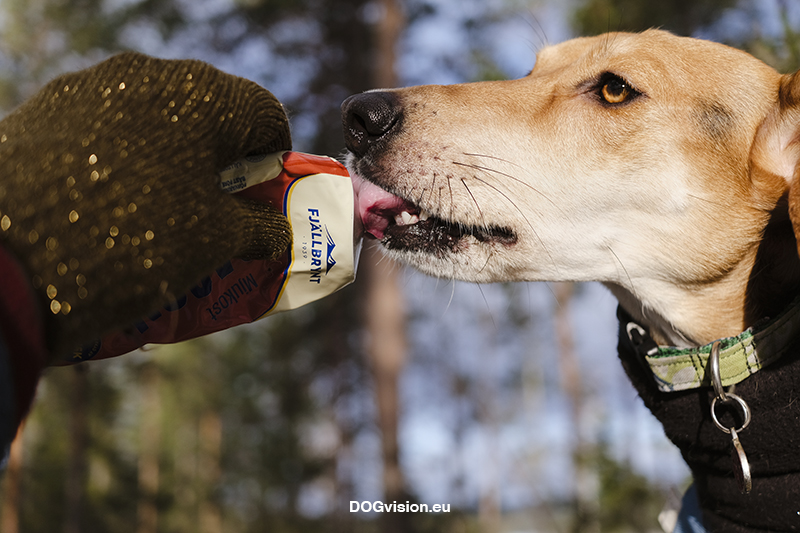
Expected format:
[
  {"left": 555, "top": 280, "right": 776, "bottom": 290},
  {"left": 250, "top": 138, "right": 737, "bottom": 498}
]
[
  {"left": 709, "top": 341, "right": 728, "bottom": 401},
  {"left": 710, "top": 392, "right": 752, "bottom": 434},
  {"left": 709, "top": 341, "right": 751, "bottom": 433},
  {"left": 707, "top": 340, "right": 753, "bottom": 494}
]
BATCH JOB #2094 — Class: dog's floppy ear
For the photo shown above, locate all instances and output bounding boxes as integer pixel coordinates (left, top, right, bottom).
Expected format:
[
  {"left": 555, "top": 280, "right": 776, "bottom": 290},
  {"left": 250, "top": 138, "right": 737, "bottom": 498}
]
[{"left": 752, "top": 70, "right": 800, "bottom": 255}]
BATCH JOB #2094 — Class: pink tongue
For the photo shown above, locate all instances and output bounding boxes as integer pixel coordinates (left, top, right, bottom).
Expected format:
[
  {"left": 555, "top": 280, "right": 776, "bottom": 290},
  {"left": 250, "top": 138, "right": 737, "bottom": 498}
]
[{"left": 352, "top": 174, "right": 415, "bottom": 240}]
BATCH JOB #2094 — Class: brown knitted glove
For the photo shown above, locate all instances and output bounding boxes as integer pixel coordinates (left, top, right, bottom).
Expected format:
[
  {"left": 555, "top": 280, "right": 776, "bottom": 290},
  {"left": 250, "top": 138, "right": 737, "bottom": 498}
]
[{"left": 0, "top": 52, "right": 292, "bottom": 358}]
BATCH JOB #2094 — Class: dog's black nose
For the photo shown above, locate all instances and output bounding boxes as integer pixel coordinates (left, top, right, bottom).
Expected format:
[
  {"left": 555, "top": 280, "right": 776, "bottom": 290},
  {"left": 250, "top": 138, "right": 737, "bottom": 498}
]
[{"left": 341, "top": 92, "right": 402, "bottom": 156}]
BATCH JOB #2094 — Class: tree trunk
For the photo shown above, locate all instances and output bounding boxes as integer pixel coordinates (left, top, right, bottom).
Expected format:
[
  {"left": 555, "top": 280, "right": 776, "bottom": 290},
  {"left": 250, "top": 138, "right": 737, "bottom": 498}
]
[
  {"left": 198, "top": 410, "right": 222, "bottom": 533},
  {"left": 137, "top": 362, "right": 161, "bottom": 533},
  {"left": 364, "top": 245, "right": 407, "bottom": 501},
  {"left": 363, "top": 2, "right": 408, "bottom": 531},
  {"left": 64, "top": 365, "right": 89, "bottom": 533},
  {"left": 554, "top": 283, "right": 600, "bottom": 533},
  {"left": 1, "top": 423, "right": 25, "bottom": 533}
]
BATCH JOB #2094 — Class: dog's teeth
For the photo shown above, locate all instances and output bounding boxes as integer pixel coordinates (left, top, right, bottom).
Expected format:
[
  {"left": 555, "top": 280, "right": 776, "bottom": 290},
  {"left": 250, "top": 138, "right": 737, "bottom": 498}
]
[
  {"left": 394, "top": 210, "right": 424, "bottom": 226},
  {"left": 419, "top": 210, "right": 430, "bottom": 221},
  {"left": 400, "top": 211, "right": 419, "bottom": 225}
]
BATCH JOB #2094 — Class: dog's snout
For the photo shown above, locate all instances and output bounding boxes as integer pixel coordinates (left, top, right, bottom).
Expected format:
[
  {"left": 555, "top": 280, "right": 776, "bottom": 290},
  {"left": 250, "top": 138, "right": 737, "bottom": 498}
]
[{"left": 341, "top": 92, "right": 402, "bottom": 156}]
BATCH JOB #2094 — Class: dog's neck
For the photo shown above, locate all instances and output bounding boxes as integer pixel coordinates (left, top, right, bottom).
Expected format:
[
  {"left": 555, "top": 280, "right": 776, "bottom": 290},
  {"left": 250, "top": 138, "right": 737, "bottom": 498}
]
[
  {"left": 607, "top": 194, "right": 800, "bottom": 348},
  {"left": 606, "top": 281, "right": 748, "bottom": 348}
]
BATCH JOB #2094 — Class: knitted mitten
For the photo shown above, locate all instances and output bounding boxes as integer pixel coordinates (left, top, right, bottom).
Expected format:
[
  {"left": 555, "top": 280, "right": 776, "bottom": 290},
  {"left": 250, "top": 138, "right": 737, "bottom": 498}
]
[{"left": 0, "top": 52, "right": 292, "bottom": 358}]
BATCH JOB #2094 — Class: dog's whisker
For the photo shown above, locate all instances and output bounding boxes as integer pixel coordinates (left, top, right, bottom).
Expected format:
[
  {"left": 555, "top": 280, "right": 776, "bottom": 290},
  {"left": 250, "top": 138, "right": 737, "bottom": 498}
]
[
  {"left": 474, "top": 176, "right": 556, "bottom": 270},
  {"left": 430, "top": 173, "right": 438, "bottom": 210},
  {"left": 437, "top": 182, "right": 445, "bottom": 220},
  {"left": 416, "top": 185, "right": 428, "bottom": 207},
  {"left": 476, "top": 283, "right": 499, "bottom": 332},
  {"left": 459, "top": 178, "right": 488, "bottom": 229},
  {"left": 477, "top": 248, "right": 497, "bottom": 276},
  {"left": 543, "top": 282, "right": 561, "bottom": 311},
  {"left": 446, "top": 277, "right": 456, "bottom": 314},
  {"left": 462, "top": 158, "right": 575, "bottom": 233},
  {"left": 460, "top": 153, "right": 538, "bottom": 192},
  {"left": 447, "top": 175, "right": 456, "bottom": 224},
  {"left": 375, "top": 251, "right": 390, "bottom": 269},
  {"left": 452, "top": 161, "right": 569, "bottom": 220},
  {"left": 464, "top": 174, "right": 531, "bottom": 229},
  {"left": 462, "top": 152, "right": 524, "bottom": 169},
  {"left": 433, "top": 273, "right": 457, "bottom": 318},
  {"left": 606, "top": 244, "right": 635, "bottom": 294},
  {"left": 526, "top": 10, "right": 549, "bottom": 50},
  {"left": 448, "top": 258, "right": 460, "bottom": 291},
  {"left": 459, "top": 173, "right": 557, "bottom": 273}
]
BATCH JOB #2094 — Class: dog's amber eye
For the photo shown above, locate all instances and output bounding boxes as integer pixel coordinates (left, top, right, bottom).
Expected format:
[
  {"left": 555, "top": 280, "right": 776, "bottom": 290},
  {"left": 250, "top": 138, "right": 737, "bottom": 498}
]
[{"left": 601, "top": 78, "right": 631, "bottom": 104}]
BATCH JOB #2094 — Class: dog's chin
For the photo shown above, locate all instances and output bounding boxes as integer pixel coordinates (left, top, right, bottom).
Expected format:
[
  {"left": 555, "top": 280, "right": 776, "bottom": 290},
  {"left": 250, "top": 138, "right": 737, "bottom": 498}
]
[{"left": 351, "top": 169, "right": 518, "bottom": 268}]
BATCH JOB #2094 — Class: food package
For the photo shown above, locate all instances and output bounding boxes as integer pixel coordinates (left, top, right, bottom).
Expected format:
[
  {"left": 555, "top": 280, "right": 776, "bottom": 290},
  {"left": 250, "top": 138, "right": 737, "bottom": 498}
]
[{"left": 67, "top": 151, "right": 361, "bottom": 363}]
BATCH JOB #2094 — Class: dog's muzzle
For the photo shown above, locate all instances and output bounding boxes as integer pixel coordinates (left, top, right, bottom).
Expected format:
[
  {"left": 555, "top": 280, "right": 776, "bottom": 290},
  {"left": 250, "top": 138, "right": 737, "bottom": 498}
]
[{"left": 341, "top": 91, "right": 402, "bottom": 156}]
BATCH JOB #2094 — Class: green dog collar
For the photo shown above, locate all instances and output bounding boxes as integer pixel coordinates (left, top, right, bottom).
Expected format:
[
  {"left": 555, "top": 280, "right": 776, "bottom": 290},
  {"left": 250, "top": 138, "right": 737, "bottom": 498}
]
[{"left": 623, "top": 297, "right": 800, "bottom": 393}]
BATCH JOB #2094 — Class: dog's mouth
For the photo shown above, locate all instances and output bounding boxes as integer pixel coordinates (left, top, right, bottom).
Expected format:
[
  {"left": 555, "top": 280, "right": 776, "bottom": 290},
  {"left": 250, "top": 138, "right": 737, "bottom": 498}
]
[{"left": 352, "top": 173, "right": 517, "bottom": 253}]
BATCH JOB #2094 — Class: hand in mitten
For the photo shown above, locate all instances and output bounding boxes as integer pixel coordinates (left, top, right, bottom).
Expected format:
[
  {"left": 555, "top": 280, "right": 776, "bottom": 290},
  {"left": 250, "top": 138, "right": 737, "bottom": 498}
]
[{"left": 0, "top": 52, "right": 292, "bottom": 359}]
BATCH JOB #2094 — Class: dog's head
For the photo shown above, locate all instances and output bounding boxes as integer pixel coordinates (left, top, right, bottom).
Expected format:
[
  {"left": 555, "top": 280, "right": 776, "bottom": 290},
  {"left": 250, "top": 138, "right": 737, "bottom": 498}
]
[{"left": 342, "top": 29, "right": 800, "bottom": 345}]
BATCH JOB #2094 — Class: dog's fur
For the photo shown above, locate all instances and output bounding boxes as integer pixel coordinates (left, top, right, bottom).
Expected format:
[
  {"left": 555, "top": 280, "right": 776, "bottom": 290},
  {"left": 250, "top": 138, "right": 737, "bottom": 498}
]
[
  {"left": 343, "top": 29, "right": 800, "bottom": 530},
  {"left": 344, "top": 29, "right": 800, "bottom": 347}
]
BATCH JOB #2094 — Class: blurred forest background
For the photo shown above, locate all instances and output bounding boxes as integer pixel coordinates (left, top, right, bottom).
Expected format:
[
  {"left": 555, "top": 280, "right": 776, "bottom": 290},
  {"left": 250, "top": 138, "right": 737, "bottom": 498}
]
[{"left": 1, "top": 0, "right": 799, "bottom": 532}]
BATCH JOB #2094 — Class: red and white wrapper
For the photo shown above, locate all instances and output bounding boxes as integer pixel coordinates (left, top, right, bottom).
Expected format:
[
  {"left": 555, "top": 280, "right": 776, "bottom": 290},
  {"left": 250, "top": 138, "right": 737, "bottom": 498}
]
[{"left": 66, "top": 151, "right": 361, "bottom": 363}]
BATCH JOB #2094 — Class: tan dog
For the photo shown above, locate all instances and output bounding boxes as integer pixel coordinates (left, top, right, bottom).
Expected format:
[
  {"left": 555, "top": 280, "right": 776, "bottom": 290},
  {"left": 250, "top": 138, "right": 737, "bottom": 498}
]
[{"left": 342, "top": 30, "right": 800, "bottom": 531}]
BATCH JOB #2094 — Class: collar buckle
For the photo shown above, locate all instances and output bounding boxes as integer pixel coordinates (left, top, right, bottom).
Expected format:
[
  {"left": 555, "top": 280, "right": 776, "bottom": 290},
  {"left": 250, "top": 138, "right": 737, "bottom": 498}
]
[{"left": 625, "top": 321, "right": 659, "bottom": 358}]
